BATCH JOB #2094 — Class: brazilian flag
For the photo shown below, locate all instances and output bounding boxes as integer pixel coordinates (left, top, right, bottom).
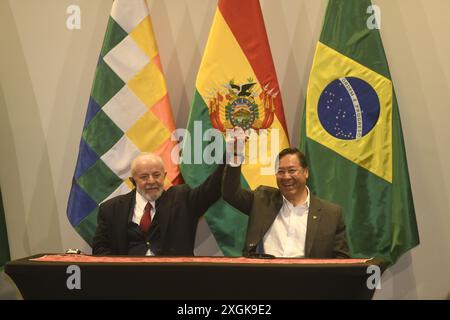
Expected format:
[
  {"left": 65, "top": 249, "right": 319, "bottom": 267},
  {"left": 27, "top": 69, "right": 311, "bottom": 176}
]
[{"left": 300, "top": 0, "right": 419, "bottom": 264}]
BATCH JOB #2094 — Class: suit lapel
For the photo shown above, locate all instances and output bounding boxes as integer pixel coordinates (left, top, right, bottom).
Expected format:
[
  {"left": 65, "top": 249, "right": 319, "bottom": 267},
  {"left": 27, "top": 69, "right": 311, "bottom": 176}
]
[
  {"left": 154, "top": 190, "right": 169, "bottom": 242},
  {"left": 116, "top": 191, "right": 134, "bottom": 225},
  {"left": 305, "top": 195, "right": 322, "bottom": 257},
  {"left": 115, "top": 190, "right": 135, "bottom": 253}
]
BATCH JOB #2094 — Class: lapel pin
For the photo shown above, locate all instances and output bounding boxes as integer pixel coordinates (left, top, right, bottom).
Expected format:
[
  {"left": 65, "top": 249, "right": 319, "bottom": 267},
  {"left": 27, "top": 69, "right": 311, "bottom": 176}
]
[{"left": 313, "top": 215, "right": 318, "bottom": 220}]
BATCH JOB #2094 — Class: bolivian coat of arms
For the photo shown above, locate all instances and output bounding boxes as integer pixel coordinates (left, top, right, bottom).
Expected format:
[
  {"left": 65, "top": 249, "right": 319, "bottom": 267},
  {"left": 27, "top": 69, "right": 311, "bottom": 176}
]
[{"left": 207, "top": 78, "right": 278, "bottom": 132}]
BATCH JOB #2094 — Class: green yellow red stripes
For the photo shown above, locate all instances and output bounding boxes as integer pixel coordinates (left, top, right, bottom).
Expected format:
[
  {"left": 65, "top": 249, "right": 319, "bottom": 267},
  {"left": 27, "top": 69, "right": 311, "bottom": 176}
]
[{"left": 218, "top": 0, "right": 288, "bottom": 137}]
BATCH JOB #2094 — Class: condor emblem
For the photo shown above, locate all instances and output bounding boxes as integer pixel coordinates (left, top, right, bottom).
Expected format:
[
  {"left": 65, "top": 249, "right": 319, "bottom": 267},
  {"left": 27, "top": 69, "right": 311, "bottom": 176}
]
[{"left": 208, "top": 79, "right": 277, "bottom": 132}]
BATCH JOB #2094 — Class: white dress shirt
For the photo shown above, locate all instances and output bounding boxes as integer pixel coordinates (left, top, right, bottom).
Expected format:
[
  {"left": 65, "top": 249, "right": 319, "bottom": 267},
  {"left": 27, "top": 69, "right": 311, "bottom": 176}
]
[
  {"left": 133, "top": 192, "right": 156, "bottom": 256},
  {"left": 262, "top": 187, "right": 310, "bottom": 257}
]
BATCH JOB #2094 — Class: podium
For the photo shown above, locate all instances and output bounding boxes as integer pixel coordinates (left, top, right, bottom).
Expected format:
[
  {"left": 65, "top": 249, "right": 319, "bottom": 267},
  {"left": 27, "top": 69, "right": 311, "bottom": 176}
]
[{"left": 5, "top": 254, "right": 382, "bottom": 299}]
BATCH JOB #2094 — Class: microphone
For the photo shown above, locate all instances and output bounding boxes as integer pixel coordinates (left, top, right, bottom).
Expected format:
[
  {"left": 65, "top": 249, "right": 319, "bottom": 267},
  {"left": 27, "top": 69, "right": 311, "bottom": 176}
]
[{"left": 244, "top": 243, "right": 275, "bottom": 259}]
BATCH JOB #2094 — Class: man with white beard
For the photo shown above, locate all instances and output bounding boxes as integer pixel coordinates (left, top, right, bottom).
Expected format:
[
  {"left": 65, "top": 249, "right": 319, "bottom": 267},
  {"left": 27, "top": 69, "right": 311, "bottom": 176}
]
[{"left": 93, "top": 153, "right": 224, "bottom": 256}]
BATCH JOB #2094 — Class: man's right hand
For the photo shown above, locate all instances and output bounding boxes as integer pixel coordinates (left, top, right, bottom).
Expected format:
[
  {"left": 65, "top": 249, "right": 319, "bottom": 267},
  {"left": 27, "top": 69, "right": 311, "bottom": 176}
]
[{"left": 225, "top": 127, "right": 247, "bottom": 167}]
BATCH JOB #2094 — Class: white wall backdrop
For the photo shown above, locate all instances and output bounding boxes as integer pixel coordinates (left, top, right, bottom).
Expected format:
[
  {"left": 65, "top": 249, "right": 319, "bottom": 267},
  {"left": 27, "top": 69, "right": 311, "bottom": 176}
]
[{"left": 1, "top": 0, "right": 449, "bottom": 299}]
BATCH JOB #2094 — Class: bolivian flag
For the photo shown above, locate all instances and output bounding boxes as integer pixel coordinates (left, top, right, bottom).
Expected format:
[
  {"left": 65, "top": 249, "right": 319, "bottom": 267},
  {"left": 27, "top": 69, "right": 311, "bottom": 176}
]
[
  {"left": 181, "top": 0, "right": 290, "bottom": 256},
  {"left": 300, "top": 0, "right": 419, "bottom": 264}
]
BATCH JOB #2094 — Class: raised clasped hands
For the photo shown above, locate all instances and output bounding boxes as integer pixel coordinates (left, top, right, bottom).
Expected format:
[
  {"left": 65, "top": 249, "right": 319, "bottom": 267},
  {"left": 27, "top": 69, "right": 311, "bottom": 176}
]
[{"left": 225, "top": 127, "right": 248, "bottom": 167}]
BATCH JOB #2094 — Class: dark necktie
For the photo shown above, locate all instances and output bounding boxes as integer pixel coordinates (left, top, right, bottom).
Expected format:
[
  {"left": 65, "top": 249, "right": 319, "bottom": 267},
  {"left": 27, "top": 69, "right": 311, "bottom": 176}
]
[{"left": 139, "top": 202, "right": 152, "bottom": 233}]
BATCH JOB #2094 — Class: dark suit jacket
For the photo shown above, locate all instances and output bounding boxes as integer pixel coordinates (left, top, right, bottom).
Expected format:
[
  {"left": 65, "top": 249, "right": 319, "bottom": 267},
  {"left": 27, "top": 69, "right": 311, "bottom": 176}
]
[
  {"left": 222, "top": 165, "right": 350, "bottom": 258},
  {"left": 92, "top": 164, "right": 225, "bottom": 256}
]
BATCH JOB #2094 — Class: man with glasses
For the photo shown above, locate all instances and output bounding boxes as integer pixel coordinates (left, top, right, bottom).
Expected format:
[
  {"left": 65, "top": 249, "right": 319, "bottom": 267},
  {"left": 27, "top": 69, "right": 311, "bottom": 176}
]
[
  {"left": 92, "top": 152, "right": 225, "bottom": 256},
  {"left": 223, "top": 145, "right": 349, "bottom": 258}
]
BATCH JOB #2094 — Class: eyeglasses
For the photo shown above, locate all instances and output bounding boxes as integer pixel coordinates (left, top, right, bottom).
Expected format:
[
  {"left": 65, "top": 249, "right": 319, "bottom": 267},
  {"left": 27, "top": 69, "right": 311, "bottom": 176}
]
[
  {"left": 276, "top": 168, "right": 304, "bottom": 177},
  {"left": 137, "top": 172, "right": 163, "bottom": 181}
]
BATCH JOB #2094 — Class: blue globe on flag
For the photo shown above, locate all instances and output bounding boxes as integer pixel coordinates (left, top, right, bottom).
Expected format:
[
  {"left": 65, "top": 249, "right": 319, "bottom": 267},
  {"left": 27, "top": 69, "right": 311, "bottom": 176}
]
[{"left": 317, "top": 77, "right": 380, "bottom": 140}]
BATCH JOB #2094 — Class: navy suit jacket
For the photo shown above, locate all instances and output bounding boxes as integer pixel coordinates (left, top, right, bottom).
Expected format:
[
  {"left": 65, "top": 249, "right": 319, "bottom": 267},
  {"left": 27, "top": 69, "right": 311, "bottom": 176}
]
[{"left": 92, "top": 164, "right": 224, "bottom": 256}]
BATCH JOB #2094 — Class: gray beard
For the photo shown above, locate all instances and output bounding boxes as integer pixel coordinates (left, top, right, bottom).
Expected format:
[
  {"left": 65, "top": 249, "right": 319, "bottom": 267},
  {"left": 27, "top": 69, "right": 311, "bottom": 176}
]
[{"left": 137, "top": 188, "right": 163, "bottom": 202}]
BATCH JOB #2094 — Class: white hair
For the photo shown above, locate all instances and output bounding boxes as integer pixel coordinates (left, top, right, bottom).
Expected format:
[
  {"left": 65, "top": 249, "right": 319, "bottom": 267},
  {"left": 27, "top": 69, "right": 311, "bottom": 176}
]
[{"left": 130, "top": 153, "right": 165, "bottom": 176}]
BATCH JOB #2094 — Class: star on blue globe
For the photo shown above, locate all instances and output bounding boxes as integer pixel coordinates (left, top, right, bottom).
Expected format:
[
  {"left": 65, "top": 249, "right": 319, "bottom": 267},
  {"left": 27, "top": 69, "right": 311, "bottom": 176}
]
[{"left": 317, "top": 77, "right": 380, "bottom": 140}]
